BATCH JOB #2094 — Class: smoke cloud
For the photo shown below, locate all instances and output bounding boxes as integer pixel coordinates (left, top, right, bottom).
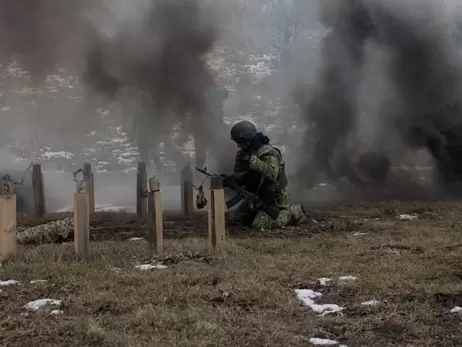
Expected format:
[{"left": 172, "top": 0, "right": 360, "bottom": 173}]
[
  {"left": 0, "top": 0, "right": 225, "bottom": 168},
  {"left": 295, "top": 0, "right": 462, "bottom": 201}
]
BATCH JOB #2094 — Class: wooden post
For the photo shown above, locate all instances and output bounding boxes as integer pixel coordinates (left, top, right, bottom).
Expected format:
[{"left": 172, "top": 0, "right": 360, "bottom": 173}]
[
  {"left": 83, "top": 163, "right": 95, "bottom": 214},
  {"left": 208, "top": 176, "right": 225, "bottom": 252},
  {"left": 180, "top": 163, "right": 194, "bottom": 215},
  {"left": 0, "top": 179, "right": 16, "bottom": 262},
  {"left": 32, "top": 164, "right": 45, "bottom": 217},
  {"left": 147, "top": 176, "right": 163, "bottom": 254},
  {"left": 137, "top": 161, "right": 147, "bottom": 217},
  {"left": 74, "top": 181, "right": 90, "bottom": 255}
]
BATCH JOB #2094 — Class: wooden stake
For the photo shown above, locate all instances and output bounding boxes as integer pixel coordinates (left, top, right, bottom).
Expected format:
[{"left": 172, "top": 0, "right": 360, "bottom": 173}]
[
  {"left": 74, "top": 181, "right": 90, "bottom": 255},
  {"left": 0, "top": 180, "right": 16, "bottom": 262},
  {"left": 147, "top": 175, "right": 163, "bottom": 253},
  {"left": 83, "top": 163, "right": 95, "bottom": 214},
  {"left": 208, "top": 176, "right": 225, "bottom": 252},
  {"left": 32, "top": 164, "right": 45, "bottom": 217},
  {"left": 137, "top": 161, "right": 147, "bottom": 217},
  {"left": 180, "top": 163, "right": 194, "bottom": 215}
]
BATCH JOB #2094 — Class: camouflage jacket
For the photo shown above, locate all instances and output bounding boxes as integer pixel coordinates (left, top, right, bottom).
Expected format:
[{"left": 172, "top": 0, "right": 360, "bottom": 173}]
[{"left": 233, "top": 144, "right": 288, "bottom": 207}]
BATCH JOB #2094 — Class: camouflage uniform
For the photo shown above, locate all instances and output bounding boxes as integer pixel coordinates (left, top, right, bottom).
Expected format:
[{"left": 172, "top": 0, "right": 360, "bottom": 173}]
[
  {"left": 229, "top": 142, "right": 307, "bottom": 230},
  {"left": 18, "top": 218, "right": 74, "bottom": 244}
]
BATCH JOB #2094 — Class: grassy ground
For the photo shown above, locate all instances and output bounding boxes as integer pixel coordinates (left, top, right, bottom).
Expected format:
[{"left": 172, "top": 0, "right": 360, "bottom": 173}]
[{"left": 1, "top": 202, "right": 462, "bottom": 347}]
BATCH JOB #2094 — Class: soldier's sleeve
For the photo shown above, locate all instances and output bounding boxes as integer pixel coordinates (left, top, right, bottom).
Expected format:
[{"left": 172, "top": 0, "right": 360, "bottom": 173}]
[{"left": 250, "top": 149, "right": 279, "bottom": 181}]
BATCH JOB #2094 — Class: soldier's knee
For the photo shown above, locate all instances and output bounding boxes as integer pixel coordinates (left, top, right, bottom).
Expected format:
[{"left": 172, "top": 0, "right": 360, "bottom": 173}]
[
  {"left": 274, "top": 209, "right": 291, "bottom": 228},
  {"left": 251, "top": 210, "right": 275, "bottom": 229},
  {"left": 251, "top": 217, "right": 268, "bottom": 230}
]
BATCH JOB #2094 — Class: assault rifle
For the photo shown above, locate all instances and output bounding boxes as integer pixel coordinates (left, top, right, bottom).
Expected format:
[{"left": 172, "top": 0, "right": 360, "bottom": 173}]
[{"left": 195, "top": 167, "right": 280, "bottom": 220}]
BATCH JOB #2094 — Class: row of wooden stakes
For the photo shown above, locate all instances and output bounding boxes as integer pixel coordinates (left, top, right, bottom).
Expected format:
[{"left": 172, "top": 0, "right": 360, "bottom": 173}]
[
  {"left": 0, "top": 161, "right": 226, "bottom": 262},
  {"left": 137, "top": 161, "right": 226, "bottom": 255}
]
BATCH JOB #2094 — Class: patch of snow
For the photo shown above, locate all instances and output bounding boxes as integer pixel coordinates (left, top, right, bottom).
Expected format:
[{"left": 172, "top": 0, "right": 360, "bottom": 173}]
[
  {"left": 129, "top": 237, "right": 144, "bottom": 241},
  {"left": 1, "top": 106, "right": 11, "bottom": 112},
  {"left": 295, "top": 289, "right": 344, "bottom": 316},
  {"left": 398, "top": 214, "right": 418, "bottom": 221},
  {"left": 112, "top": 137, "right": 127, "bottom": 143},
  {"left": 353, "top": 232, "right": 368, "bottom": 236},
  {"left": 450, "top": 306, "right": 462, "bottom": 313},
  {"left": 95, "top": 204, "right": 133, "bottom": 212},
  {"left": 55, "top": 206, "right": 72, "bottom": 212},
  {"left": 317, "top": 278, "right": 332, "bottom": 286},
  {"left": 361, "top": 300, "right": 379, "bottom": 306},
  {"left": 309, "top": 337, "right": 343, "bottom": 346},
  {"left": 117, "top": 156, "right": 135, "bottom": 164},
  {"left": 135, "top": 264, "right": 168, "bottom": 270},
  {"left": 41, "top": 151, "right": 74, "bottom": 159},
  {"left": 0, "top": 280, "right": 19, "bottom": 286},
  {"left": 24, "top": 299, "right": 62, "bottom": 311},
  {"left": 30, "top": 280, "right": 47, "bottom": 284},
  {"left": 338, "top": 276, "right": 357, "bottom": 281},
  {"left": 50, "top": 310, "right": 64, "bottom": 315},
  {"left": 295, "top": 289, "right": 322, "bottom": 302},
  {"left": 97, "top": 108, "right": 109, "bottom": 117}
]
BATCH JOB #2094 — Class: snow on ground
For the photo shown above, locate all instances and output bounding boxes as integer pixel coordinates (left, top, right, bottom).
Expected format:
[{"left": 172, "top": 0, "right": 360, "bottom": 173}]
[
  {"left": 0, "top": 280, "right": 19, "bottom": 286},
  {"left": 309, "top": 338, "right": 347, "bottom": 346},
  {"left": 296, "top": 275, "right": 371, "bottom": 319},
  {"left": 398, "top": 214, "right": 419, "bottom": 221},
  {"left": 317, "top": 278, "right": 332, "bottom": 286},
  {"left": 135, "top": 264, "right": 168, "bottom": 271},
  {"left": 57, "top": 204, "right": 135, "bottom": 213},
  {"left": 24, "top": 299, "right": 62, "bottom": 312},
  {"left": 338, "top": 276, "right": 358, "bottom": 281},
  {"left": 294, "top": 289, "right": 344, "bottom": 316},
  {"left": 361, "top": 300, "right": 379, "bottom": 306},
  {"left": 316, "top": 276, "right": 357, "bottom": 286}
]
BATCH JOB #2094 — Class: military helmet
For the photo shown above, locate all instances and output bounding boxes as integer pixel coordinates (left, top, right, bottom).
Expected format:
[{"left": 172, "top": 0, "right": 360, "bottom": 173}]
[{"left": 230, "top": 120, "right": 257, "bottom": 142}]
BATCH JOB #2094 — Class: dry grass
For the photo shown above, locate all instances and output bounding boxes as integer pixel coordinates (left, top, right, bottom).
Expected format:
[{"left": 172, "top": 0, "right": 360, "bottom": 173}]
[{"left": 1, "top": 202, "right": 462, "bottom": 347}]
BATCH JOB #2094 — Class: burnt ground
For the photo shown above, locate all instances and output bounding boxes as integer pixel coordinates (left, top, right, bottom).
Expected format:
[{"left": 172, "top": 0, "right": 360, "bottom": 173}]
[{"left": 1, "top": 201, "right": 462, "bottom": 346}]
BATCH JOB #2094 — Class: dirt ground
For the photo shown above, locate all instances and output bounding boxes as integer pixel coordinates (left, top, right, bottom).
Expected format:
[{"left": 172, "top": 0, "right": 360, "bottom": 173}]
[{"left": 1, "top": 201, "right": 462, "bottom": 347}]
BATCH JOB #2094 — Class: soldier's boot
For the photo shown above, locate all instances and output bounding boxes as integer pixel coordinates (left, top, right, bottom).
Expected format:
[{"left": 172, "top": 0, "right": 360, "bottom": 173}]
[{"left": 291, "top": 204, "right": 308, "bottom": 225}]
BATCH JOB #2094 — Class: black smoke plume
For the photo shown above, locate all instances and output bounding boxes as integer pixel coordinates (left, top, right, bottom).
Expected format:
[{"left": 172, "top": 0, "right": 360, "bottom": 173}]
[
  {"left": 0, "top": 0, "right": 221, "bottom": 157},
  {"left": 298, "top": 0, "right": 462, "bottom": 200}
]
